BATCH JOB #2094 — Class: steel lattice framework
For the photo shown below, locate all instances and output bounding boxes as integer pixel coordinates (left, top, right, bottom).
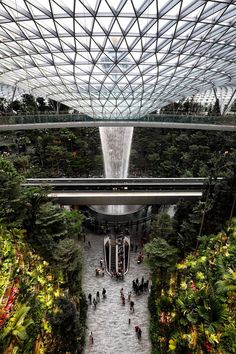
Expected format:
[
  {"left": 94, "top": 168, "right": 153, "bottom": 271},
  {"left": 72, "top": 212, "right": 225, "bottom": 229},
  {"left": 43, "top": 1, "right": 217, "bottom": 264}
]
[{"left": 0, "top": 0, "right": 236, "bottom": 118}]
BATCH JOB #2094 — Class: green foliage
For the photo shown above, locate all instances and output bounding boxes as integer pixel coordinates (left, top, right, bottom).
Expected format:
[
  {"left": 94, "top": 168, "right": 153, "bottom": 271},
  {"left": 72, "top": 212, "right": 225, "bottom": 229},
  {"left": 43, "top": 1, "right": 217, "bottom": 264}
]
[
  {"left": 62, "top": 209, "right": 84, "bottom": 240},
  {"left": 148, "top": 219, "right": 236, "bottom": 353},
  {"left": 53, "top": 239, "right": 82, "bottom": 273},
  {"left": 150, "top": 213, "right": 174, "bottom": 240},
  {"left": 47, "top": 297, "right": 81, "bottom": 353},
  {"left": 0, "top": 158, "right": 23, "bottom": 225},
  {"left": 0, "top": 171, "right": 86, "bottom": 353},
  {"left": 0, "top": 128, "right": 103, "bottom": 178},
  {"left": 130, "top": 128, "right": 236, "bottom": 180},
  {"left": 1, "top": 304, "right": 34, "bottom": 348},
  {"left": 145, "top": 237, "right": 178, "bottom": 272}
]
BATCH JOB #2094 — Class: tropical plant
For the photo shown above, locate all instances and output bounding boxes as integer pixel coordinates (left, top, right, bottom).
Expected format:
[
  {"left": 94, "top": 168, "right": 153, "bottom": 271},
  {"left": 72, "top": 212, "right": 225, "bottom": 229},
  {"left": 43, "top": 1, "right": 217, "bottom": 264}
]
[{"left": 0, "top": 304, "right": 34, "bottom": 353}]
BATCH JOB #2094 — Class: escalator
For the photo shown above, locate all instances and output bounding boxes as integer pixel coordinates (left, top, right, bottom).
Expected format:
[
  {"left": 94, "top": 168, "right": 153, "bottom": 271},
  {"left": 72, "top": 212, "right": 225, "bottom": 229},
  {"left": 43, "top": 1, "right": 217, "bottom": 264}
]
[{"left": 104, "top": 236, "right": 130, "bottom": 276}]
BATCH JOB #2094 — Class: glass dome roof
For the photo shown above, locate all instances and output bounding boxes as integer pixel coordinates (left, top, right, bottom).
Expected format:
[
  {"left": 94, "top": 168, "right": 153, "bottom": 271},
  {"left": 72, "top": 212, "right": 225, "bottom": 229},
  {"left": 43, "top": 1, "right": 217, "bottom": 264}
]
[{"left": 0, "top": 0, "right": 236, "bottom": 118}]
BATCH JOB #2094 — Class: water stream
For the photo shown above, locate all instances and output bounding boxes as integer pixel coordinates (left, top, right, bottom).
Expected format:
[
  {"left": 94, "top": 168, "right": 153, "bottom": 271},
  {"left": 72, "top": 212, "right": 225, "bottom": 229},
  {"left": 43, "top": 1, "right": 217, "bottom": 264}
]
[
  {"left": 98, "top": 126, "right": 134, "bottom": 215},
  {"left": 99, "top": 127, "right": 133, "bottom": 179}
]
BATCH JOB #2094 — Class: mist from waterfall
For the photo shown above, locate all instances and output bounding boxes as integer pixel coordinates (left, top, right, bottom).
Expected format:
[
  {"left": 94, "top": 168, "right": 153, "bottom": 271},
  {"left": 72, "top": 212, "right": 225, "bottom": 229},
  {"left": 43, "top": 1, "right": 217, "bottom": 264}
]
[{"left": 99, "top": 126, "right": 133, "bottom": 214}]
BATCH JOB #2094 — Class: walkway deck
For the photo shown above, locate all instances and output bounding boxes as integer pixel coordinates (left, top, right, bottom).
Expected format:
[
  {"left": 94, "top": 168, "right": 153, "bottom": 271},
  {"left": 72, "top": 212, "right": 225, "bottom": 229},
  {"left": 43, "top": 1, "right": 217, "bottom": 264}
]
[
  {"left": 0, "top": 113, "right": 235, "bottom": 131},
  {"left": 82, "top": 232, "right": 151, "bottom": 354}
]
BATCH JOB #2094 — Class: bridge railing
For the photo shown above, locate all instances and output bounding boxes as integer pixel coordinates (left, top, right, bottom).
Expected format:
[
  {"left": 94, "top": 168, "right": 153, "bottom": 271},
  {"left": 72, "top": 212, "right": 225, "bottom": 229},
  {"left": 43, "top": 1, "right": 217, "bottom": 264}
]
[{"left": 0, "top": 112, "right": 235, "bottom": 125}]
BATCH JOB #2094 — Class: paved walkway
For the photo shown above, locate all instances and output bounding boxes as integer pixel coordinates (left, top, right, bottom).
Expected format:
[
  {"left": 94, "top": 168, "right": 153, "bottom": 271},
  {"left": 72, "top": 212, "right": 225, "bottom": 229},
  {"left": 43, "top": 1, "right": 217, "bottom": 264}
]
[{"left": 82, "top": 233, "right": 151, "bottom": 354}]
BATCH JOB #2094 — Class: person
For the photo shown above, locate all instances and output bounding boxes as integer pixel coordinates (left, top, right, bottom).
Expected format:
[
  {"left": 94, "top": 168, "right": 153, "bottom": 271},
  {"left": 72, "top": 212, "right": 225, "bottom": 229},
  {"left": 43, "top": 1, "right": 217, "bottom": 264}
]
[
  {"left": 100, "top": 258, "right": 104, "bottom": 267},
  {"left": 120, "top": 288, "right": 124, "bottom": 297},
  {"left": 101, "top": 267, "right": 105, "bottom": 277},
  {"left": 88, "top": 293, "right": 92, "bottom": 305},
  {"left": 102, "top": 288, "right": 106, "bottom": 298},
  {"left": 89, "top": 331, "right": 94, "bottom": 344},
  {"left": 135, "top": 326, "right": 142, "bottom": 339},
  {"left": 130, "top": 243, "right": 133, "bottom": 251},
  {"left": 88, "top": 241, "right": 91, "bottom": 248},
  {"left": 137, "top": 252, "right": 143, "bottom": 264},
  {"left": 83, "top": 233, "right": 86, "bottom": 242},
  {"left": 128, "top": 291, "right": 132, "bottom": 302},
  {"left": 135, "top": 244, "right": 138, "bottom": 252},
  {"left": 93, "top": 298, "right": 97, "bottom": 309},
  {"left": 96, "top": 291, "right": 100, "bottom": 302},
  {"left": 138, "top": 327, "right": 142, "bottom": 339},
  {"left": 122, "top": 295, "right": 125, "bottom": 305},
  {"left": 130, "top": 300, "right": 134, "bottom": 313}
]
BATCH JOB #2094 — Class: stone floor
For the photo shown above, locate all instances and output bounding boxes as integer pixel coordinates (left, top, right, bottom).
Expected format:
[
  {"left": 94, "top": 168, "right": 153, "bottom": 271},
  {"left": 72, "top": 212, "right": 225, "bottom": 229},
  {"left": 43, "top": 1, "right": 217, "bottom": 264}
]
[{"left": 82, "top": 233, "right": 151, "bottom": 354}]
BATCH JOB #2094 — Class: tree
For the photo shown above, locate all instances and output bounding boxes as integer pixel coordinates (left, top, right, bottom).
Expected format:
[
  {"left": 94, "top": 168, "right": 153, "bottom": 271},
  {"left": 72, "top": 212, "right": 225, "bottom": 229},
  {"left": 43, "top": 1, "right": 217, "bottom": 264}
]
[
  {"left": 63, "top": 209, "right": 84, "bottom": 240},
  {"left": 212, "top": 98, "right": 221, "bottom": 115},
  {"left": 7, "top": 100, "right": 22, "bottom": 113},
  {"left": 0, "top": 158, "right": 24, "bottom": 225},
  {"left": 53, "top": 238, "right": 82, "bottom": 274},
  {"left": 47, "top": 297, "right": 81, "bottom": 353},
  {"left": 22, "top": 94, "right": 37, "bottom": 113},
  {"left": 151, "top": 213, "right": 174, "bottom": 240},
  {"left": 145, "top": 238, "right": 178, "bottom": 293},
  {"left": 36, "top": 97, "right": 47, "bottom": 112},
  {"left": 0, "top": 97, "right": 7, "bottom": 113}
]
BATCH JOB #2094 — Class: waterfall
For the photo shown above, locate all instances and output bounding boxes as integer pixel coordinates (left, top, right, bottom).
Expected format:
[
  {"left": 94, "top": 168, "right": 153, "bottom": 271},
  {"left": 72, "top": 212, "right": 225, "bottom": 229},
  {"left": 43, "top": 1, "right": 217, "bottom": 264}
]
[
  {"left": 99, "top": 127, "right": 133, "bottom": 178},
  {"left": 99, "top": 126, "right": 133, "bottom": 214}
]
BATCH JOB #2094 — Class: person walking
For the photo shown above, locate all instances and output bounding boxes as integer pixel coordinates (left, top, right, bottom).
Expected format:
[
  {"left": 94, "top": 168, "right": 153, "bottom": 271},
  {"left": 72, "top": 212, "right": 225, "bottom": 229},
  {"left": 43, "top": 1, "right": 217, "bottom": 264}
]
[
  {"left": 93, "top": 298, "right": 97, "bottom": 309},
  {"left": 135, "top": 326, "right": 142, "bottom": 339},
  {"left": 88, "top": 241, "right": 91, "bottom": 248},
  {"left": 120, "top": 288, "right": 124, "bottom": 297},
  {"left": 89, "top": 331, "right": 94, "bottom": 344},
  {"left": 128, "top": 291, "right": 132, "bottom": 302},
  {"left": 102, "top": 288, "right": 106, "bottom": 298},
  {"left": 130, "top": 300, "right": 135, "bottom": 313},
  {"left": 100, "top": 258, "right": 104, "bottom": 267},
  {"left": 122, "top": 295, "right": 125, "bottom": 305},
  {"left": 96, "top": 291, "right": 100, "bottom": 302},
  {"left": 88, "top": 293, "right": 92, "bottom": 305}
]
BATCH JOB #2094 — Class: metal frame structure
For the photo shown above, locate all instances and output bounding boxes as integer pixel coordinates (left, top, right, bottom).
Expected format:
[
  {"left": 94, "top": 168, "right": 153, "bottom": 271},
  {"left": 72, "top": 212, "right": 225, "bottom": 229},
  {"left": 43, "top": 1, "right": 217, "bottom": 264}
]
[{"left": 0, "top": 0, "right": 236, "bottom": 119}]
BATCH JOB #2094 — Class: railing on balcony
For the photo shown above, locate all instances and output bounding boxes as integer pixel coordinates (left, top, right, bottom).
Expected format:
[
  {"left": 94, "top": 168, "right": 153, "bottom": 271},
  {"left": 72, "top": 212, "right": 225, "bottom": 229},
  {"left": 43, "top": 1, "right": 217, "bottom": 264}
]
[{"left": 0, "top": 112, "right": 235, "bottom": 126}]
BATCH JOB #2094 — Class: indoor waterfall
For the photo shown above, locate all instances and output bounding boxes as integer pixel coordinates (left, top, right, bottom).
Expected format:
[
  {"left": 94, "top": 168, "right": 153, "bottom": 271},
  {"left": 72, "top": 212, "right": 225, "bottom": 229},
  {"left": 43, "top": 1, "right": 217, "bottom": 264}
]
[{"left": 100, "top": 126, "right": 133, "bottom": 214}]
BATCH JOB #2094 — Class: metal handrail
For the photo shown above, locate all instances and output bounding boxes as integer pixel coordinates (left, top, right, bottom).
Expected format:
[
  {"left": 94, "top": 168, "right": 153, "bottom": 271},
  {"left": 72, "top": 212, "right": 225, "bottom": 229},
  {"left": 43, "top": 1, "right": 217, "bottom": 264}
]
[{"left": 0, "top": 112, "right": 235, "bottom": 125}]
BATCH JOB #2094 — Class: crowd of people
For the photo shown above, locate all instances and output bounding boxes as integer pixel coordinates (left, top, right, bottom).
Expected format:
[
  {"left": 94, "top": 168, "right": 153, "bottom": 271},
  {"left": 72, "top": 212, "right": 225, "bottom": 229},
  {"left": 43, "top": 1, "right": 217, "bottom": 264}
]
[
  {"left": 83, "top": 224, "right": 150, "bottom": 349},
  {"left": 132, "top": 276, "right": 149, "bottom": 295},
  {"left": 87, "top": 287, "right": 107, "bottom": 311},
  {"left": 87, "top": 277, "right": 149, "bottom": 346}
]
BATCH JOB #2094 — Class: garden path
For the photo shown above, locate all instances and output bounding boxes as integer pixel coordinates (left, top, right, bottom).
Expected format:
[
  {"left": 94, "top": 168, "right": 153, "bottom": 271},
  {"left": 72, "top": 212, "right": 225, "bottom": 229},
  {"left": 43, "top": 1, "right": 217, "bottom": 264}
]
[{"left": 82, "top": 232, "right": 151, "bottom": 354}]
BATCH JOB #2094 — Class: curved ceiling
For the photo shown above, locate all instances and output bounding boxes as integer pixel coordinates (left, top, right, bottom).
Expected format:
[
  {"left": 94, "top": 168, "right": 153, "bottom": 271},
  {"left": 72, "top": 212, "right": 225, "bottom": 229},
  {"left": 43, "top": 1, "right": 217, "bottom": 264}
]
[{"left": 0, "top": 0, "right": 236, "bottom": 118}]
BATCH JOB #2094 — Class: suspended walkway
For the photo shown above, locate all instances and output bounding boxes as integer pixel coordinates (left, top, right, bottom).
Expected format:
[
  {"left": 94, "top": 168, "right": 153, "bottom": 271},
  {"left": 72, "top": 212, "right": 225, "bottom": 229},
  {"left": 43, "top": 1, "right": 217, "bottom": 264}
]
[
  {"left": 23, "top": 177, "right": 206, "bottom": 204},
  {"left": 0, "top": 113, "right": 235, "bottom": 131}
]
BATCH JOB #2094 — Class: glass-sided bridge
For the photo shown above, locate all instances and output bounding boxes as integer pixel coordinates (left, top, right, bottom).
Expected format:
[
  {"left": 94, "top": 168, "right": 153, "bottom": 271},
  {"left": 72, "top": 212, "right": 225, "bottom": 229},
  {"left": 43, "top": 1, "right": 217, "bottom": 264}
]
[{"left": 0, "top": 113, "right": 235, "bottom": 131}]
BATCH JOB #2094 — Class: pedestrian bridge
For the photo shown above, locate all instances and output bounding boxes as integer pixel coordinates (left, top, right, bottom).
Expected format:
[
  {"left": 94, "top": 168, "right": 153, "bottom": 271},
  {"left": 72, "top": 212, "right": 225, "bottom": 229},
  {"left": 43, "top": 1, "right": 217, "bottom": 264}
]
[
  {"left": 22, "top": 177, "right": 213, "bottom": 204},
  {"left": 0, "top": 113, "right": 235, "bottom": 131},
  {"left": 47, "top": 190, "right": 202, "bottom": 205}
]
